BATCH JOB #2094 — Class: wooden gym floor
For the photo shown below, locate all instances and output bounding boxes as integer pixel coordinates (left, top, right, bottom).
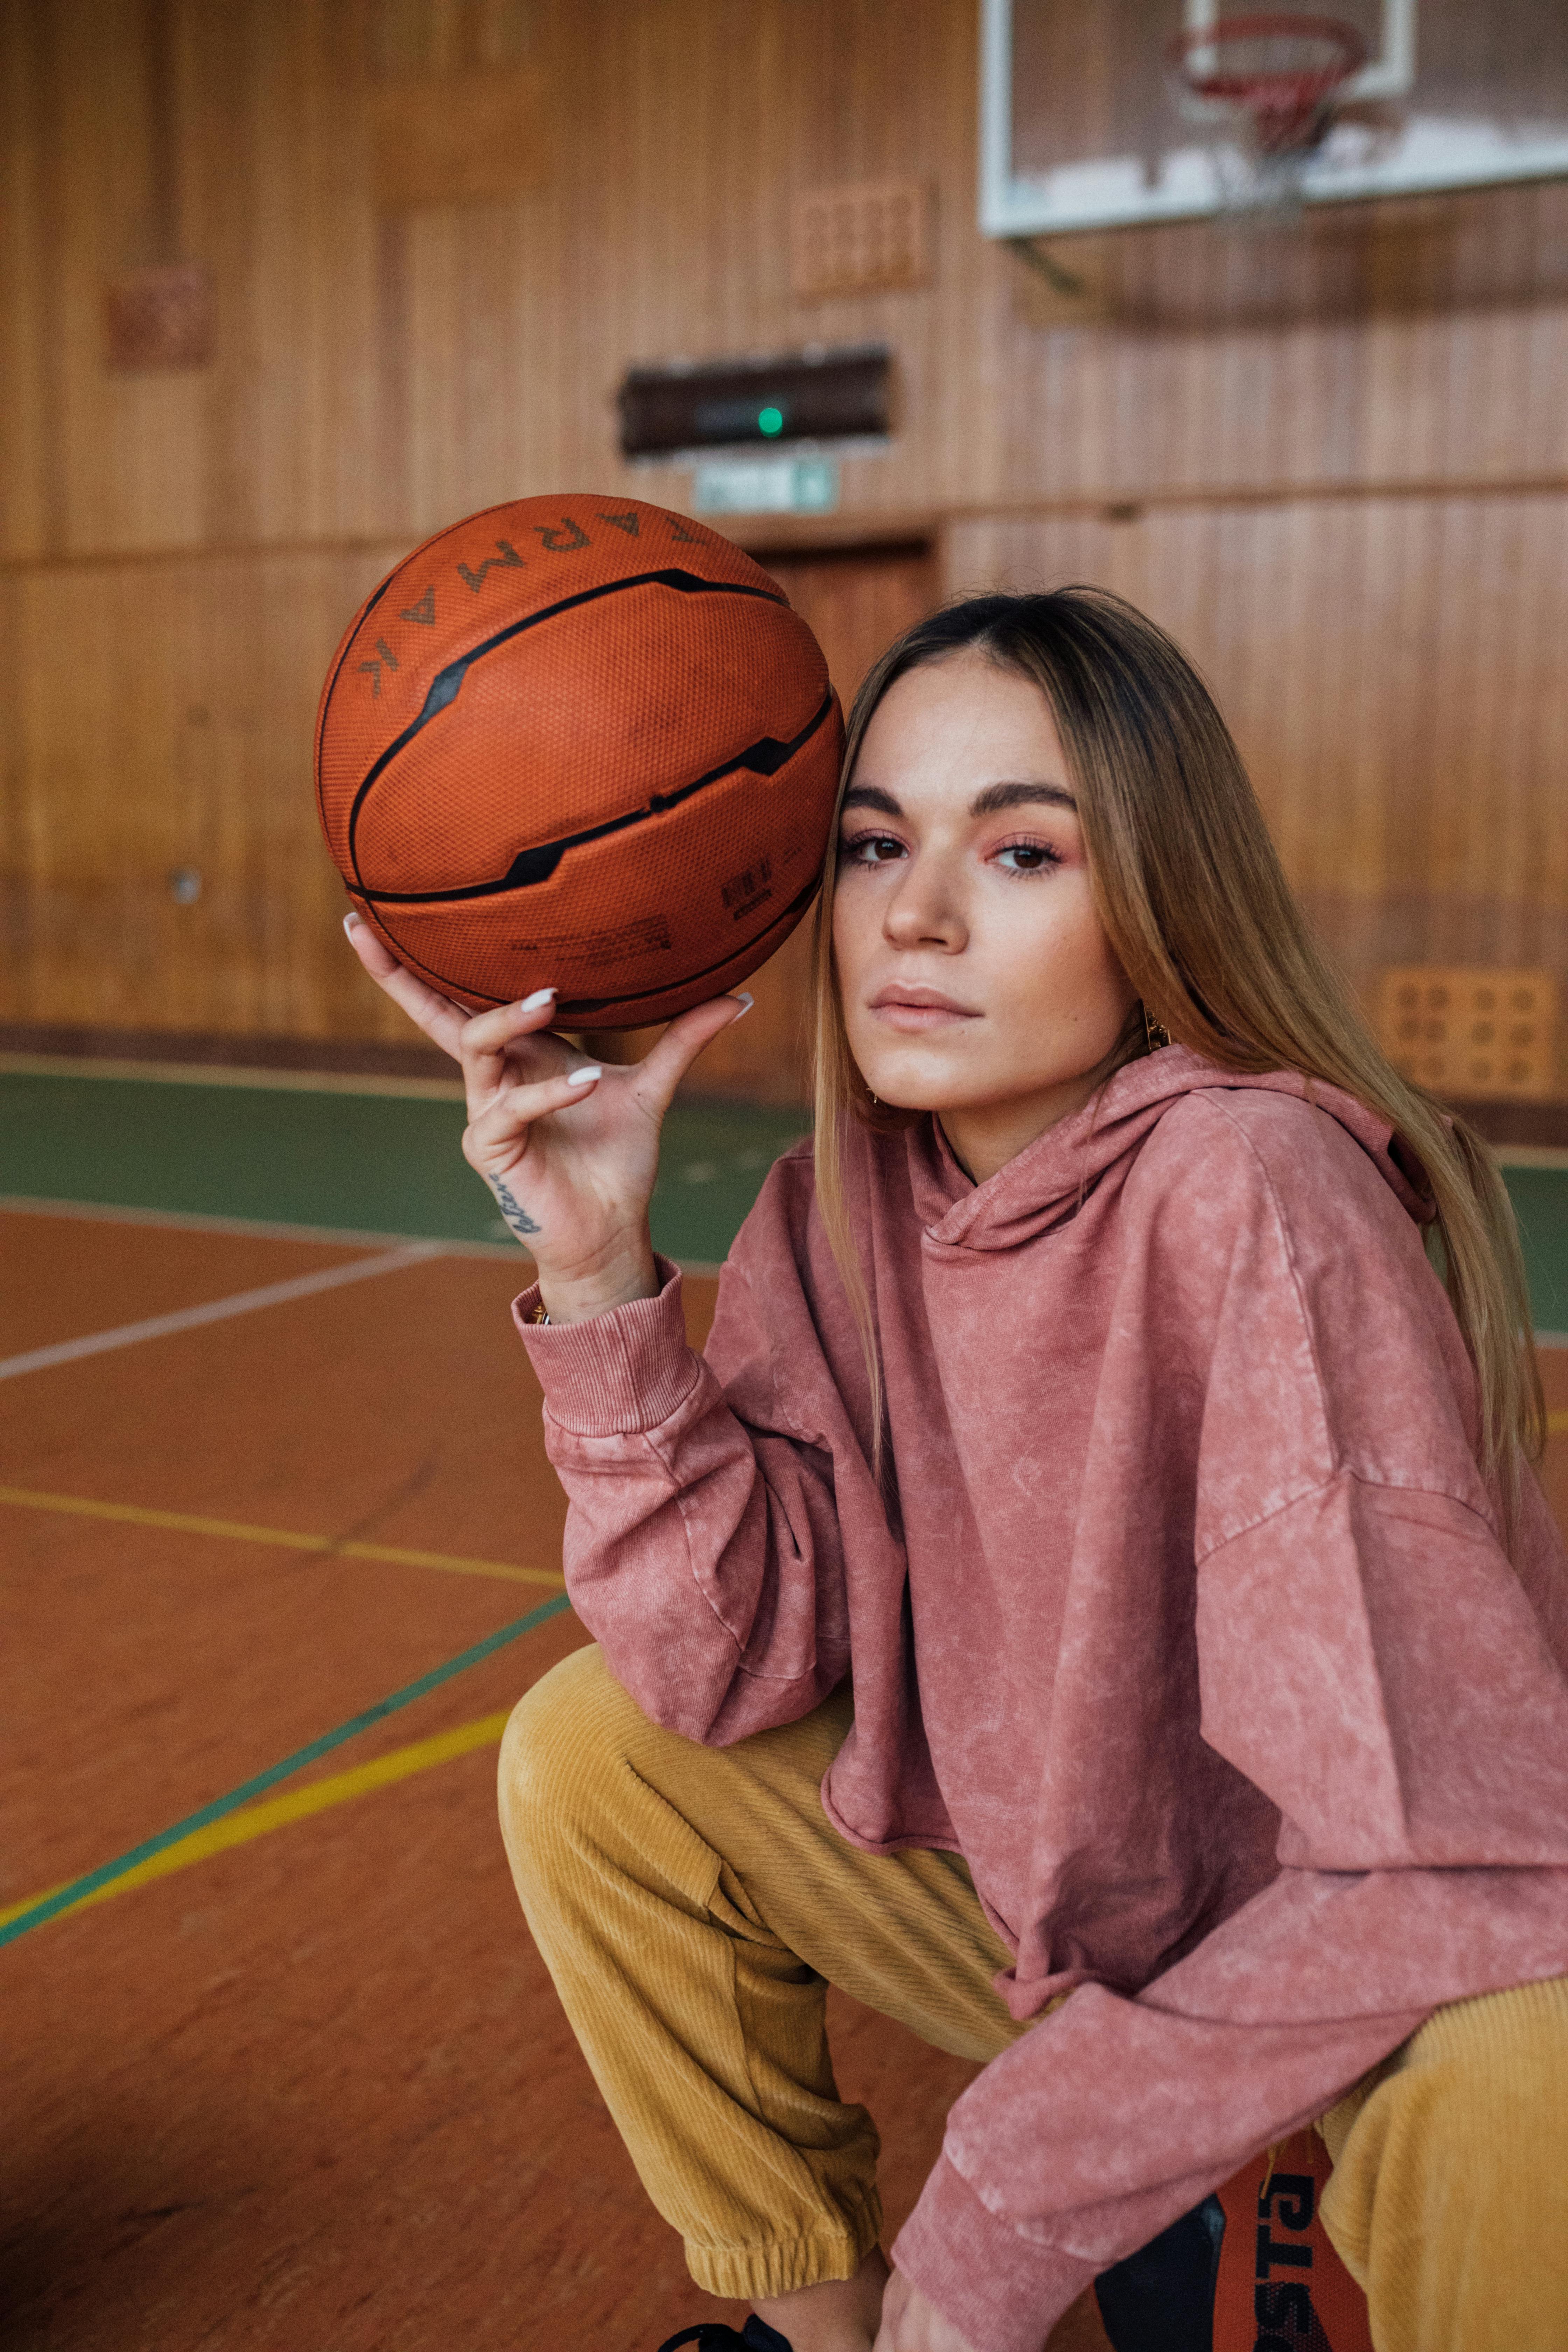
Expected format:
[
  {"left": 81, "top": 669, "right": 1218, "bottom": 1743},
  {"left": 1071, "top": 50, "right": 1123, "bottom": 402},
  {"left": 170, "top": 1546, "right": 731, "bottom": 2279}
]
[{"left": 4, "top": 1071, "right": 1566, "bottom": 2352}]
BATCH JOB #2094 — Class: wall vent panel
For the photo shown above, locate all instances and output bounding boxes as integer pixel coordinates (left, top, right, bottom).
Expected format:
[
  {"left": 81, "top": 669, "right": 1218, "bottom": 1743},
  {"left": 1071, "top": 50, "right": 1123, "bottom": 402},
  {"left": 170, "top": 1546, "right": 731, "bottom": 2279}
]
[
  {"left": 1378, "top": 966, "right": 1557, "bottom": 1100},
  {"left": 791, "top": 179, "right": 932, "bottom": 299}
]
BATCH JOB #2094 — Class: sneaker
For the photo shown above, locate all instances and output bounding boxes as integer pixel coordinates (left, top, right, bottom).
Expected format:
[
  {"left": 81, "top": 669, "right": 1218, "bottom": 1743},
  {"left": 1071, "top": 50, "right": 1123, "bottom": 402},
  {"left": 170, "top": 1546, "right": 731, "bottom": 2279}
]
[{"left": 658, "top": 2319, "right": 793, "bottom": 2352}]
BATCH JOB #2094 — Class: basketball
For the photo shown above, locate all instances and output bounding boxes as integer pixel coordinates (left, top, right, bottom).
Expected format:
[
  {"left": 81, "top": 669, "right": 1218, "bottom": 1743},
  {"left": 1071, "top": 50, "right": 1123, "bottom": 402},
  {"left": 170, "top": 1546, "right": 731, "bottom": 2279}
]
[{"left": 314, "top": 495, "right": 844, "bottom": 1028}]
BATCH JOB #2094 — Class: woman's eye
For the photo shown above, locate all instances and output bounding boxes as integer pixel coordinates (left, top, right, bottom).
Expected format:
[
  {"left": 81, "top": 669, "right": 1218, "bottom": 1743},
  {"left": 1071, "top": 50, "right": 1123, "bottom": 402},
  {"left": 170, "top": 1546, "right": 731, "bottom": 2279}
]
[
  {"left": 994, "top": 840, "right": 1060, "bottom": 875},
  {"left": 843, "top": 832, "right": 905, "bottom": 865}
]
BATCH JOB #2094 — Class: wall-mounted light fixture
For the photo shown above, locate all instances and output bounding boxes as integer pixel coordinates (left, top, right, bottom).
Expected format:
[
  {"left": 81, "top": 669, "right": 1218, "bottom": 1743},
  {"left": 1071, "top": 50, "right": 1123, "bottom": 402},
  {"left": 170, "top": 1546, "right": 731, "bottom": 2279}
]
[{"left": 617, "top": 344, "right": 891, "bottom": 460}]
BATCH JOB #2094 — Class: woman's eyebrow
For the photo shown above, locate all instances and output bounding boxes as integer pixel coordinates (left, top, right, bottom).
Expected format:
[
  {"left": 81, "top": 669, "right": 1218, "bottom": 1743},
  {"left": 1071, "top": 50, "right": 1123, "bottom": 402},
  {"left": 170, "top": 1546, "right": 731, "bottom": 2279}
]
[
  {"left": 969, "top": 780, "right": 1077, "bottom": 817},
  {"left": 840, "top": 784, "right": 903, "bottom": 817}
]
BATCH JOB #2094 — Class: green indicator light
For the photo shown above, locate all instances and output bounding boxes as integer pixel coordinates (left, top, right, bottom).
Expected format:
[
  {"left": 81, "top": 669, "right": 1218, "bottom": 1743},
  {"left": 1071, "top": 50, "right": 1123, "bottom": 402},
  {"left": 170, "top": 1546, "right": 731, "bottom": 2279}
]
[{"left": 757, "top": 405, "right": 785, "bottom": 436}]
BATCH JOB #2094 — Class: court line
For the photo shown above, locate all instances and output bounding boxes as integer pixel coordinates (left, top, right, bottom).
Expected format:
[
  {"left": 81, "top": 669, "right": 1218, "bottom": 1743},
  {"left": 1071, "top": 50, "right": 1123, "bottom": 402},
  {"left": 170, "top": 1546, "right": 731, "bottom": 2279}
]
[
  {"left": 0, "top": 1707, "right": 515, "bottom": 1936},
  {"left": 0, "top": 1196, "right": 720, "bottom": 1275},
  {"left": 0, "top": 1239, "right": 443, "bottom": 1380},
  {"left": 0, "top": 1590, "right": 572, "bottom": 1949},
  {"left": 1550, "top": 1409, "right": 1568, "bottom": 1436},
  {"left": 0, "top": 1485, "right": 565, "bottom": 1589},
  {"left": 0, "top": 1050, "right": 464, "bottom": 1101},
  {"left": 1493, "top": 1144, "right": 1568, "bottom": 1171}
]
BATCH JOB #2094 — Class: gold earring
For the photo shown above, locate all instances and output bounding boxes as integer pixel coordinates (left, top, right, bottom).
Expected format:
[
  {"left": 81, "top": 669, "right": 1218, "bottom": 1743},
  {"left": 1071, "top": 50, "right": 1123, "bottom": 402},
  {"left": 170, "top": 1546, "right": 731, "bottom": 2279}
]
[{"left": 1143, "top": 1006, "right": 1171, "bottom": 1053}]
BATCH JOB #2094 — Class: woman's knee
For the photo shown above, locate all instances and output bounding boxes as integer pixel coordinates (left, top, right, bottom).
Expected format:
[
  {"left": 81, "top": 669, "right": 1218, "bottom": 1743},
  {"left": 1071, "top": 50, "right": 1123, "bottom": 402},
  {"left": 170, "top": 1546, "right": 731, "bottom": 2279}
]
[
  {"left": 497, "top": 1644, "right": 645, "bottom": 1888},
  {"left": 1325, "top": 1977, "right": 1568, "bottom": 2238},
  {"left": 1399, "top": 1973, "right": 1568, "bottom": 2126},
  {"left": 499, "top": 1642, "right": 734, "bottom": 1938},
  {"left": 1322, "top": 1978, "right": 1568, "bottom": 2343}
]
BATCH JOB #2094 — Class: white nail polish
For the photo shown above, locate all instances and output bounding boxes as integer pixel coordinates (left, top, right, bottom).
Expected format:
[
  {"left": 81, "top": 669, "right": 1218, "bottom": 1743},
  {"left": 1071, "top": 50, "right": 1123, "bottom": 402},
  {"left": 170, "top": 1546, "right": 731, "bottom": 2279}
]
[
  {"left": 342, "top": 912, "right": 361, "bottom": 934},
  {"left": 520, "top": 987, "right": 556, "bottom": 1011},
  {"left": 731, "top": 992, "right": 755, "bottom": 1020},
  {"left": 567, "top": 1066, "right": 602, "bottom": 1087}
]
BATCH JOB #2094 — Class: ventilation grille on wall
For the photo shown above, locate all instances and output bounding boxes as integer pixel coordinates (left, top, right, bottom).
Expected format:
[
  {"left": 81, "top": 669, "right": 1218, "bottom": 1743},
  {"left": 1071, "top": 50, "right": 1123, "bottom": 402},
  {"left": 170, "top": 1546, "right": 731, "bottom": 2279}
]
[
  {"left": 369, "top": 70, "right": 549, "bottom": 207},
  {"left": 365, "top": 0, "right": 535, "bottom": 81},
  {"left": 1378, "top": 966, "right": 1558, "bottom": 1101},
  {"left": 103, "top": 262, "right": 214, "bottom": 372},
  {"left": 791, "top": 179, "right": 932, "bottom": 299},
  {"left": 365, "top": 0, "right": 545, "bottom": 209}
]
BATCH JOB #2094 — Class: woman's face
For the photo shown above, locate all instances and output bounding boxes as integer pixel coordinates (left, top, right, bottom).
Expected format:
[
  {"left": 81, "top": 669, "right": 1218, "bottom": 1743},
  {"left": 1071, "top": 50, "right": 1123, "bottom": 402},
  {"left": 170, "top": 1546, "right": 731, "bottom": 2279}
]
[{"left": 832, "top": 649, "right": 1138, "bottom": 1184}]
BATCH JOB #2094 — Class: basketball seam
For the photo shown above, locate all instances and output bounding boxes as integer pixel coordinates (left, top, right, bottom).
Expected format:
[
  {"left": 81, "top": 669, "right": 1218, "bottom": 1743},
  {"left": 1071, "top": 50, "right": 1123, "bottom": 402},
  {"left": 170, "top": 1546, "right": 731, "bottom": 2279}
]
[
  {"left": 359, "top": 689, "right": 835, "bottom": 905},
  {"left": 337, "top": 569, "right": 792, "bottom": 894},
  {"left": 369, "top": 873, "right": 821, "bottom": 1018},
  {"left": 313, "top": 573, "right": 396, "bottom": 835}
]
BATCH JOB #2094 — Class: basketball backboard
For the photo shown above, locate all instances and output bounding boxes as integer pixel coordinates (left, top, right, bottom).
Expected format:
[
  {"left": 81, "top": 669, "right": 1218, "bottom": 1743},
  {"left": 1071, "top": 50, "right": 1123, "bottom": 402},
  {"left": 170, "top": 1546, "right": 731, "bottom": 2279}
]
[{"left": 980, "top": 0, "right": 1568, "bottom": 235}]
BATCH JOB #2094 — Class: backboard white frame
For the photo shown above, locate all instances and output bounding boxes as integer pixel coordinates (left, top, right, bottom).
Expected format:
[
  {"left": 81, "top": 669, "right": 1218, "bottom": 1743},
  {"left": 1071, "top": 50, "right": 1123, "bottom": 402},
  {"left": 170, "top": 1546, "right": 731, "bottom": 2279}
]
[{"left": 979, "top": 0, "right": 1568, "bottom": 236}]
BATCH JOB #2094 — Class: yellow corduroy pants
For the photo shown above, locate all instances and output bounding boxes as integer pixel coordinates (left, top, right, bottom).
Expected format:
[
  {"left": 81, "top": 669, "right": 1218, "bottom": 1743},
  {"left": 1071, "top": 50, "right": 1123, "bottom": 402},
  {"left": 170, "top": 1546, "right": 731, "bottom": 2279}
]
[{"left": 498, "top": 1645, "right": 1568, "bottom": 2352}]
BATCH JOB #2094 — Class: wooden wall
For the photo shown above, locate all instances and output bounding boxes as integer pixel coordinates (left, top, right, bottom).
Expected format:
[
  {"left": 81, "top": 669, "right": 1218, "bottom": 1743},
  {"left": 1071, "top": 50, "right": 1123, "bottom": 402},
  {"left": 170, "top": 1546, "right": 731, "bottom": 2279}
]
[
  {"left": 2, "top": 0, "right": 1566, "bottom": 1101},
  {"left": 946, "top": 491, "right": 1568, "bottom": 1052}
]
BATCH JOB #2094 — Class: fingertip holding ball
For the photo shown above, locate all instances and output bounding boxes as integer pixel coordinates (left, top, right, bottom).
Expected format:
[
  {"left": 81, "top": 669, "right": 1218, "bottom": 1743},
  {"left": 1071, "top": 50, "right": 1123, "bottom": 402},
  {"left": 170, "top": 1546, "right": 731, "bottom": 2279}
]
[{"left": 313, "top": 495, "right": 844, "bottom": 1030}]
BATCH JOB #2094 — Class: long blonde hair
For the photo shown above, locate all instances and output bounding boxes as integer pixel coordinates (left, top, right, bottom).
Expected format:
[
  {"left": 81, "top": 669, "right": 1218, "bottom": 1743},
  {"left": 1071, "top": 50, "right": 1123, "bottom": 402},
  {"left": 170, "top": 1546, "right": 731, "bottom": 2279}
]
[{"left": 810, "top": 587, "right": 1544, "bottom": 1504}]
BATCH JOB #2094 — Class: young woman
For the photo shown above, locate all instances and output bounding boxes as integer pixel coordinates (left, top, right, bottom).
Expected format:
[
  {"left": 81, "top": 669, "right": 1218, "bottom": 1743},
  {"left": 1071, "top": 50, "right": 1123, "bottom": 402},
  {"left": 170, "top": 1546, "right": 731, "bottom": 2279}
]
[{"left": 345, "top": 588, "right": 1568, "bottom": 2352}]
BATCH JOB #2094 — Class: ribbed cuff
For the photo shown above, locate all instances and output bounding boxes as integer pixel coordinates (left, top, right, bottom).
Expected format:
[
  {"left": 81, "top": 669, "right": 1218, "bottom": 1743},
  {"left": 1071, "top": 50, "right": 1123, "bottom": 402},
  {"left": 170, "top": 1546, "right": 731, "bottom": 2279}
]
[
  {"left": 892, "top": 2156, "right": 1098, "bottom": 2352},
  {"left": 685, "top": 2185, "right": 884, "bottom": 2300},
  {"left": 513, "top": 1258, "right": 702, "bottom": 1434}
]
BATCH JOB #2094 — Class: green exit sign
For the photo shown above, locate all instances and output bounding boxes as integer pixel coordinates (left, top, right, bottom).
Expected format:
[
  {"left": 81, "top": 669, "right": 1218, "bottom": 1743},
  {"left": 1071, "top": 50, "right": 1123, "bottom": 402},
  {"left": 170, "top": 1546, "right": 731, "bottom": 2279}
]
[{"left": 692, "top": 457, "right": 840, "bottom": 516}]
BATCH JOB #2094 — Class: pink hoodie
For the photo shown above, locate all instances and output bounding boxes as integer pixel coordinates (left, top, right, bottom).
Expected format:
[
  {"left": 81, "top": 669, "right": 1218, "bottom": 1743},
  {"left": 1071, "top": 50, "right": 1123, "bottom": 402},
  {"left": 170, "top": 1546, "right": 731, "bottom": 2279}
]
[{"left": 516, "top": 1048, "right": 1568, "bottom": 2352}]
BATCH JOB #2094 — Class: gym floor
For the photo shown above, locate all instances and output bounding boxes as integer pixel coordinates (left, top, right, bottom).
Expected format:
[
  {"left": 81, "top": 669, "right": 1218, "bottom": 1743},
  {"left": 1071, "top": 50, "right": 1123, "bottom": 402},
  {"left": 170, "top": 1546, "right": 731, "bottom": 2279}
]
[{"left": 5, "top": 1058, "right": 1566, "bottom": 2352}]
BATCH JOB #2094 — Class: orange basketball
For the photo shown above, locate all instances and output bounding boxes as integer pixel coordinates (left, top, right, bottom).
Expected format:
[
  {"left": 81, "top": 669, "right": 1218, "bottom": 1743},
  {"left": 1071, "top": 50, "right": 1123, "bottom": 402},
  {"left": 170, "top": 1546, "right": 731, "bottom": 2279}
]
[{"left": 314, "top": 495, "right": 844, "bottom": 1027}]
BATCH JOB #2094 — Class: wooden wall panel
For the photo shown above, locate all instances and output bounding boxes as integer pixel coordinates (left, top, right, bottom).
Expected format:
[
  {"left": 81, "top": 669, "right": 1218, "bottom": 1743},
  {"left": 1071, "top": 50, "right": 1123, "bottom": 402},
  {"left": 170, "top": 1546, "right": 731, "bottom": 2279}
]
[
  {"left": 0, "top": 0, "right": 1566, "bottom": 1098},
  {"left": 0, "top": 546, "right": 415, "bottom": 1044},
  {"left": 9, "top": 0, "right": 1566, "bottom": 567},
  {"left": 944, "top": 493, "right": 1568, "bottom": 1098}
]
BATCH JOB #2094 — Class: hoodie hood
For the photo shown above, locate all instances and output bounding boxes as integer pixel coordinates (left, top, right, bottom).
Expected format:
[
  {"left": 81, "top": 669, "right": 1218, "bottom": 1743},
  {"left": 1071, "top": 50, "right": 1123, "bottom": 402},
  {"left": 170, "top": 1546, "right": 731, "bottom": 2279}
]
[{"left": 906, "top": 1045, "right": 1436, "bottom": 1255}]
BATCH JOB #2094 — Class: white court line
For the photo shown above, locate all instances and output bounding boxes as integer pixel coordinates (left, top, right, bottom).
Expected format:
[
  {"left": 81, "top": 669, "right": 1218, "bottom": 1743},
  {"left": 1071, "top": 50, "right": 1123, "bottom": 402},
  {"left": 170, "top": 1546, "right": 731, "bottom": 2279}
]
[
  {"left": 0, "top": 1192, "right": 522, "bottom": 1260},
  {"left": 0, "top": 1195, "right": 723, "bottom": 1279},
  {"left": 0, "top": 1051, "right": 464, "bottom": 1102},
  {"left": 0, "top": 1241, "right": 443, "bottom": 1382}
]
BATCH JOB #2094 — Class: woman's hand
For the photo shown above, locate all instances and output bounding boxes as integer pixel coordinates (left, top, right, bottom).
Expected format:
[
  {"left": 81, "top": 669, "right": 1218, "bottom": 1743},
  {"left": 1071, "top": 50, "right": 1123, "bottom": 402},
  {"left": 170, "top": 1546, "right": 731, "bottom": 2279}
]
[
  {"left": 343, "top": 913, "right": 749, "bottom": 1324},
  {"left": 872, "top": 2272, "right": 979, "bottom": 2352}
]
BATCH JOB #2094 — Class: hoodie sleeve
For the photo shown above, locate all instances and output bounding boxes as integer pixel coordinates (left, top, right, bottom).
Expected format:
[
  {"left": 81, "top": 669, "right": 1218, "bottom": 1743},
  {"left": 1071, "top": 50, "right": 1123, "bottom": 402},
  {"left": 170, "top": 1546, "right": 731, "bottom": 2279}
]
[
  {"left": 513, "top": 1169, "right": 863, "bottom": 1744},
  {"left": 893, "top": 1098, "right": 1568, "bottom": 2352}
]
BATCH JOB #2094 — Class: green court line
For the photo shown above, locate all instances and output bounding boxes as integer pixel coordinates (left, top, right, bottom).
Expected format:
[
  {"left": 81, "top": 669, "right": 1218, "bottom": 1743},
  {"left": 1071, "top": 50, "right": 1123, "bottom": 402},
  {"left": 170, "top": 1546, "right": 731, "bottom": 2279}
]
[{"left": 0, "top": 1591, "right": 571, "bottom": 1951}]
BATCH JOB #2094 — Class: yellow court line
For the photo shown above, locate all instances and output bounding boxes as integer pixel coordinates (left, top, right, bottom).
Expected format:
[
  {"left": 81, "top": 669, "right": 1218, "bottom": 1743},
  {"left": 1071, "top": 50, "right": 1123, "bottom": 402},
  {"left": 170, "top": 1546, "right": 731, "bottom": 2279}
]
[
  {"left": 0, "top": 1485, "right": 564, "bottom": 1589},
  {"left": 1549, "top": 1409, "right": 1568, "bottom": 1437},
  {"left": 0, "top": 1709, "right": 512, "bottom": 1932}
]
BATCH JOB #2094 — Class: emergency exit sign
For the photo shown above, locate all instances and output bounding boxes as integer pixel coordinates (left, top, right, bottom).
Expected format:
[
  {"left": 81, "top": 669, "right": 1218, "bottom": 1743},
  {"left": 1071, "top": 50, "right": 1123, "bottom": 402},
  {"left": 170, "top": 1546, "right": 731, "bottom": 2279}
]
[{"left": 692, "top": 456, "right": 840, "bottom": 516}]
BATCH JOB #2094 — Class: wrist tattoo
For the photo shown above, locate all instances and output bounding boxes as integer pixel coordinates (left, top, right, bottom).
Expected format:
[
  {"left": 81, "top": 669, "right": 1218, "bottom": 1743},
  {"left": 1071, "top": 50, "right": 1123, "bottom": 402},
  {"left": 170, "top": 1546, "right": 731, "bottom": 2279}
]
[{"left": 489, "top": 1176, "right": 541, "bottom": 1238}]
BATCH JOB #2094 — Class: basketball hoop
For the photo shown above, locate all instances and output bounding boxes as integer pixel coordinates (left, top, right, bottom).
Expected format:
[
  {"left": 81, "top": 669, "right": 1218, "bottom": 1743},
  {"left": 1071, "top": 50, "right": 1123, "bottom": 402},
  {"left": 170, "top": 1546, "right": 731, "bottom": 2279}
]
[{"left": 1166, "top": 13, "right": 1369, "bottom": 219}]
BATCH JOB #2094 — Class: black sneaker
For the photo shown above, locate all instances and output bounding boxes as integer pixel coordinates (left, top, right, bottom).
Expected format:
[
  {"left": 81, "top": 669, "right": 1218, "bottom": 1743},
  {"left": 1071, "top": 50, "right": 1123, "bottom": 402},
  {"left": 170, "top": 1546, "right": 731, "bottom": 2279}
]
[{"left": 658, "top": 2319, "right": 793, "bottom": 2352}]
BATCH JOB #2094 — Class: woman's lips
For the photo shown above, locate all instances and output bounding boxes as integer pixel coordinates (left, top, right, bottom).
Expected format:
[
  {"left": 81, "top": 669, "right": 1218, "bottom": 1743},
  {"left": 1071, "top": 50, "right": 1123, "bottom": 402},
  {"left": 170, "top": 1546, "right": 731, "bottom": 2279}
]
[{"left": 867, "top": 991, "right": 979, "bottom": 1032}]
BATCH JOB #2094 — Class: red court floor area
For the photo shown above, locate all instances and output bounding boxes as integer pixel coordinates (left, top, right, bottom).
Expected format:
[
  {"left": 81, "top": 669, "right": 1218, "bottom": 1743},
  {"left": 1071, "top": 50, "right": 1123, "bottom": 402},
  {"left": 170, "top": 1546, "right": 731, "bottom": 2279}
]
[
  {"left": 5, "top": 1207, "right": 1566, "bottom": 2352},
  {"left": 2, "top": 1209, "right": 1006, "bottom": 2352}
]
